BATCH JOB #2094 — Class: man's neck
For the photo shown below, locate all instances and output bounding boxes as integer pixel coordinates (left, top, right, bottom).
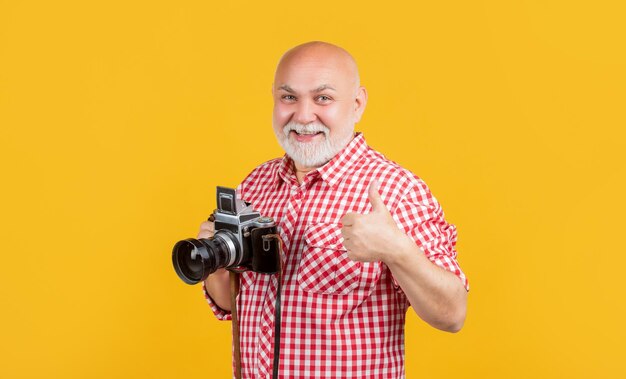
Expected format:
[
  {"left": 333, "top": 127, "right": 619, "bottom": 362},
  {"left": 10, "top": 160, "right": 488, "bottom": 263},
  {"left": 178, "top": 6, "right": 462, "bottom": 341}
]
[{"left": 293, "top": 163, "right": 316, "bottom": 184}]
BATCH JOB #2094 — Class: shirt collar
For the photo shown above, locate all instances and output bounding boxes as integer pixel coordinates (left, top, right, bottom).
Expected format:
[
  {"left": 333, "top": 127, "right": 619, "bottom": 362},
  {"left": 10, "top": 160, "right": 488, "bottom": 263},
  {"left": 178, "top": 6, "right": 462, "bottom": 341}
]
[
  {"left": 276, "top": 153, "right": 297, "bottom": 188},
  {"left": 274, "top": 132, "right": 369, "bottom": 190}
]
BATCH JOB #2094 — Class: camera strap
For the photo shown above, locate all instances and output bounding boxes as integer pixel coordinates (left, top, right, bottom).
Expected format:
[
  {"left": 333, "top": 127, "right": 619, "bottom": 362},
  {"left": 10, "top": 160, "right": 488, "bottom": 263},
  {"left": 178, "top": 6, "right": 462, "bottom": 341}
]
[
  {"left": 229, "top": 271, "right": 242, "bottom": 379},
  {"left": 272, "top": 243, "right": 283, "bottom": 379}
]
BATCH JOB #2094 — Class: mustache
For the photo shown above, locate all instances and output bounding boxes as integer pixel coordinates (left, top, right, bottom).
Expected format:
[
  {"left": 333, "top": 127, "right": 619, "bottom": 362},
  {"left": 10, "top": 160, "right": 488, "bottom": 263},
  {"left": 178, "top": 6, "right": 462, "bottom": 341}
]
[{"left": 283, "top": 121, "right": 329, "bottom": 136}]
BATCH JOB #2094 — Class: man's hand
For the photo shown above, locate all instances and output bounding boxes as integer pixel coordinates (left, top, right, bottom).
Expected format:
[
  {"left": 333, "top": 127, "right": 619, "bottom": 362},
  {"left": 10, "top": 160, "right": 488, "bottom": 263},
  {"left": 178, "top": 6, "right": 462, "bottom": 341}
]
[
  {"left": 197, "top": 219, "right": 215, "bottom": 239},
  {"left": 340, "top": 180, "right": 412, "bottom": 263},
  {"left": 200, "top": 218, "right": 231, "bottom": 312}
]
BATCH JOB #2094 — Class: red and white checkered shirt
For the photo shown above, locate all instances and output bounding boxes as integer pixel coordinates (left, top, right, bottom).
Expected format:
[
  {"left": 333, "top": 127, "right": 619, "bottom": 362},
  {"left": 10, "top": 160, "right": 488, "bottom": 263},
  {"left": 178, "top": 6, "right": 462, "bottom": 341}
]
[{"left": 204, "top": 133, "right": 468, "bottom": 378}]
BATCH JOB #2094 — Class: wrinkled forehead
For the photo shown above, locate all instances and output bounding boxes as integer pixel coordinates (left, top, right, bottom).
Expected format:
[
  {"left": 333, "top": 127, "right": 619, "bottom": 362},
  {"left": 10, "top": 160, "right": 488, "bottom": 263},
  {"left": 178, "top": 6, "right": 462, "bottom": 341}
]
[{"left": 274, "top": 49, "right": 359, "bottom": 93}]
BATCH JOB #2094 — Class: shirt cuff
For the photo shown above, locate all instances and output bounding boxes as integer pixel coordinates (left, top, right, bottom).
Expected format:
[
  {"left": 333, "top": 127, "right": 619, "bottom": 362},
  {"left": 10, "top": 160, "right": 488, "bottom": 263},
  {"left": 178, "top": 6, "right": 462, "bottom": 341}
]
[
  {"left": 389, "top": 247, "right": 470, "bottom": 292},
  {"left": 202, "top": 281, "right": 232, "bottom": 321},
  {"left": 430, "top": 253, "right": 469, "bottom": 292}
]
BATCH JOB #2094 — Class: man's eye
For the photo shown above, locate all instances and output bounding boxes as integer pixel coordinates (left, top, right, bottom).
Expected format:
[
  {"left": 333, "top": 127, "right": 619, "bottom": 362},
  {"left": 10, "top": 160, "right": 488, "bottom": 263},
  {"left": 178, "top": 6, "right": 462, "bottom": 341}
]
[
  {"left": 316, "top": 95, "right": 332, "bottom": 103},
  {"left": 281, "top": 95, "right": 296, "bottom": 101}
]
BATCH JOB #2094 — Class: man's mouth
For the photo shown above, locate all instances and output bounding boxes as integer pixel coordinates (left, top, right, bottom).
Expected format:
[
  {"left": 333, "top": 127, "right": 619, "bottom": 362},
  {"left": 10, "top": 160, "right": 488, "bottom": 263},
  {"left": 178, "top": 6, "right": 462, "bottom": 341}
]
[
  {"left": 290, "top": 130, "right": 324, "bottom": 142},
  {"left": 293, "top": 130, "right": 323, "bottom": 136}
]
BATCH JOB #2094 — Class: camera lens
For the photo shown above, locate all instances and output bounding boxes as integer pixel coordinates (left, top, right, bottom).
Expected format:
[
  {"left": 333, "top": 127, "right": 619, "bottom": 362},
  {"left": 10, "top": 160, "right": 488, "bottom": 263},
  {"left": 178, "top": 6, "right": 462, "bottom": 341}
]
[{"left": 171, "top": 232, "right": 240, "bottom": 284}]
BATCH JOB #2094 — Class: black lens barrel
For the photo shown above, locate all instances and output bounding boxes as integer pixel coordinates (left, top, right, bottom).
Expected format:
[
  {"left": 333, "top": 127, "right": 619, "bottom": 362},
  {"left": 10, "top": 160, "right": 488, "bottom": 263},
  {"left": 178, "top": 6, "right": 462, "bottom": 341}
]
[
  {"left": 172, "top": 239, "right": 210, "bottom": 284},
  {"left": 171, "top": 231, "right": 241, "bottom": 284}
]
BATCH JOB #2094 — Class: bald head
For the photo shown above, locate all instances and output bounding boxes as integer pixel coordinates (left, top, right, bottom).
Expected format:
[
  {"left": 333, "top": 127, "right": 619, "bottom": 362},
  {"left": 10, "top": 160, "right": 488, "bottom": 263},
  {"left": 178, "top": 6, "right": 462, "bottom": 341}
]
[
  {"left": 274, "top": 41, "right": 361, "bottom": 93},
  {"left": 271, "top": 41, "right": 368, "bottom": 170}
]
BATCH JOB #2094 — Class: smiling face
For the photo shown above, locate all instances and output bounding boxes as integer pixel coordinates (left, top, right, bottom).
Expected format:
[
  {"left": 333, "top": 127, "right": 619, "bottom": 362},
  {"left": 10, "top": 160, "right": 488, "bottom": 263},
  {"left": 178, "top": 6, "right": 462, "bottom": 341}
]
[{"left": 272, "top": 42, "right": 367, "bottom": 169}]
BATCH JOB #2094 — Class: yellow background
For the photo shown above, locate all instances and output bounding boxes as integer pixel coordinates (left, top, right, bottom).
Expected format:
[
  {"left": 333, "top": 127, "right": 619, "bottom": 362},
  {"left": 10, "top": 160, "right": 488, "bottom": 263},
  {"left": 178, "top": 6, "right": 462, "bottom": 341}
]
[{"left": 1, "top": 0, "right": 624, "bottom": 378}]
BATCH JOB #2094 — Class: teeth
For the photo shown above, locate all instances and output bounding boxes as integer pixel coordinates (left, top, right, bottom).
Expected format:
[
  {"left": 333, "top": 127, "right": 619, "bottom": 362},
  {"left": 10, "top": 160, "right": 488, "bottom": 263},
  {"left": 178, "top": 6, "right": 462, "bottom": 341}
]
[{"left": 296, "top": 130, "right": 320, "bottom": 135}]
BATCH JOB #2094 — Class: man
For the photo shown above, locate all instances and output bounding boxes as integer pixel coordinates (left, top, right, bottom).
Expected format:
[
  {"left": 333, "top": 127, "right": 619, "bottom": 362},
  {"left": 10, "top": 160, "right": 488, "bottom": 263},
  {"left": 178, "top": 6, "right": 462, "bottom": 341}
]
[{"left": 199, "top": 41, "right": 468, "bottom": 378}]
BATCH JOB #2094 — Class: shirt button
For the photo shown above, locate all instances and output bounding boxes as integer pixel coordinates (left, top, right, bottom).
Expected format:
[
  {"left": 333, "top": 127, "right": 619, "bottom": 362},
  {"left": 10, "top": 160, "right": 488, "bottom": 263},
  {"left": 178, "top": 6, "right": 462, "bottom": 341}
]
[{"left": 262, "top": 326, "right": 270, "bottom": 334}]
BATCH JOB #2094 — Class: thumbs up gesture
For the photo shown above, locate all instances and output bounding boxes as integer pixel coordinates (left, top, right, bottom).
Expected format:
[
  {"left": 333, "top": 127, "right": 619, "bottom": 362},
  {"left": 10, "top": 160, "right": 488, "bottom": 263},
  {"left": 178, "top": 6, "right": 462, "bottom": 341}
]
[{"left": 340, "top": 180, "right": 411, "bottom": 263}]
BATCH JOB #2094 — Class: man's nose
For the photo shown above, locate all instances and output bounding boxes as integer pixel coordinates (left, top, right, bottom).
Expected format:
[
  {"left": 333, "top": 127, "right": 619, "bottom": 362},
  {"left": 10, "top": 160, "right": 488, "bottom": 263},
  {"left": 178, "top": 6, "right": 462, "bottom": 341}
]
[{"left": 294, "top": 99, "right": 317, "bottom": 124}]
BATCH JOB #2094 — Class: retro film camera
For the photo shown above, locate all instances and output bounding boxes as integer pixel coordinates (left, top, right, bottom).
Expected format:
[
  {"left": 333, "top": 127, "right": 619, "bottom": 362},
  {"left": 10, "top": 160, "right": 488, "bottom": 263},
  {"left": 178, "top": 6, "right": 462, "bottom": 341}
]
[{"left": 172, "top": 186, "right": 279, "bottom": 284}]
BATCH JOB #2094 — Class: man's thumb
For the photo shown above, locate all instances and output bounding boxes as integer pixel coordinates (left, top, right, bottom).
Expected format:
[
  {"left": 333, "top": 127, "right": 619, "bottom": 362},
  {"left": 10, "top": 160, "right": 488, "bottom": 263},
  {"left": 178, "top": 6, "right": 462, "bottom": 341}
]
[{"left": 368, "top": 180, "right": 386, "bottom": 212}]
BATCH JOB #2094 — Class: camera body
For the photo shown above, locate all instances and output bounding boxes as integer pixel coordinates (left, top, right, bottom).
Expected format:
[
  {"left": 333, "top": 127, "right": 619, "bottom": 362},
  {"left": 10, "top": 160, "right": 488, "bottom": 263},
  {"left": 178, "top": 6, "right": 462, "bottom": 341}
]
[{"left": 172, "top": 186, "right": 279, "bottom": 285}]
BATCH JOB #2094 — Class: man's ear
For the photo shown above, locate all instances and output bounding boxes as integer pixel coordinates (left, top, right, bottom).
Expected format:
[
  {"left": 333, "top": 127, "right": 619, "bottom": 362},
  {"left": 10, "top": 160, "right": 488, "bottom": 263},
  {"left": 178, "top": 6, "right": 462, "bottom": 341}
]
[{"left": 354, "top": 86, "right": 368, "bottom": 123}]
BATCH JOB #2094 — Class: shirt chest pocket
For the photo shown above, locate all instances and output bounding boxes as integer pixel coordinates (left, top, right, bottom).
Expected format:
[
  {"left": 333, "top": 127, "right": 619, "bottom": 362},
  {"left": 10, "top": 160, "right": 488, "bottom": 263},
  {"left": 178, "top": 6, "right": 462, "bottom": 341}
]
[{"left": 297, "top": 223, "right": 381, "bottom": 295}]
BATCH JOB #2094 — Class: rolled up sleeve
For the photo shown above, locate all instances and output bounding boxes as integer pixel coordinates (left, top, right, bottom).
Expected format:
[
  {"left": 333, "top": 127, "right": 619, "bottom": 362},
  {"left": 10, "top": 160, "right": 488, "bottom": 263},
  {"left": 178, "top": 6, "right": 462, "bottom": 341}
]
[
  {"left": 392, "top": 177, "right": 469, "bottom": 291},
  {"left": 202, "top": 282, "right": 232, "bottom": 321}
]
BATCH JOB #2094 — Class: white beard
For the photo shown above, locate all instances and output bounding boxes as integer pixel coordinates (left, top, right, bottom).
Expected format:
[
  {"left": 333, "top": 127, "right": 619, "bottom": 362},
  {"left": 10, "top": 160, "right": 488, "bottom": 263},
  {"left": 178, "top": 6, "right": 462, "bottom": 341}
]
[{"left": 274, "top": 121, "right": 354, "bottom": 168}]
